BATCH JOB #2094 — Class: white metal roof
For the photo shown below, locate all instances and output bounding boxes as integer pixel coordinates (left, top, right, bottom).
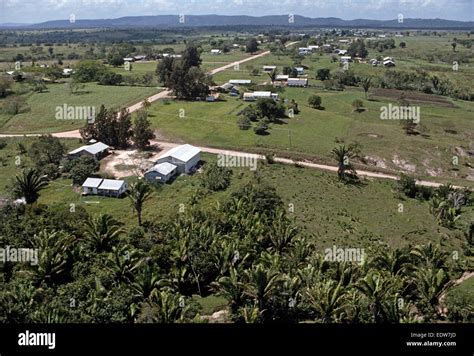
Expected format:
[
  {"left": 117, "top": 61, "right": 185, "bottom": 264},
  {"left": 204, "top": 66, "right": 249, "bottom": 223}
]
[
  {"left": 69, "top": 142, "right": 110, "bottom": 155},
  {"left": 147, "top": 162, "right": 177, "bottom": 176},
  {"left": 229, "top": 80, "right": 251, "bottom": 84},
  {"left": 158, "top": 144, "right": 201, "bottom": 163},
  {"left": 276, "top": 75, "right": 289, "bottom": 80},
  {"left": 288, "top": 78, "right": 308, "bottom": 84},
  {"left": 98, "top": 179, "right": 126, "bottom": 191},
  {"left": 82, "top": 178, "right": 103, "bottom": 188}
]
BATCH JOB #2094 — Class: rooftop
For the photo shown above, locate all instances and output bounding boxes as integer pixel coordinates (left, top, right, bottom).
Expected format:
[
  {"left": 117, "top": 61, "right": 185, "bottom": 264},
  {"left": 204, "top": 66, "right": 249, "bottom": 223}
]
[
  {"left": 69, "top": 142, "right": 110, "bottom": 156},
  {"left": 82, "top": 177, "right": 103, "bottom": 188},
  {"left": 158, "top": 144, "right": 201, "bottom": 163},
  {"left": 147, "top": 162, "right": 178, "bottom": 176},
  {"left": 99, "top": 179, "right": 126, "bottom": 191}
]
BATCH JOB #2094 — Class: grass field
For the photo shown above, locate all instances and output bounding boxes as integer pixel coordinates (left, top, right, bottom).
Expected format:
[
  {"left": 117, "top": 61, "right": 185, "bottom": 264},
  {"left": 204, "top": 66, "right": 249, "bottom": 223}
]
[
  {"left": 147, "top": 85, "right": 474, "bottom": 185},
  {"left": 0, "top": 82, "right": 161, "bottom": 133}
]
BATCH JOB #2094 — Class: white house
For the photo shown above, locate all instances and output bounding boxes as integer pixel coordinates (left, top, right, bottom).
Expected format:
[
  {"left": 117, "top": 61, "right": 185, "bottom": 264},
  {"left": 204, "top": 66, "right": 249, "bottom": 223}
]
[
  {"left": 123, "top": 57, "right": 134, "bottom": 62},
  {"left": 383, "top": 60, "right": 396, "bottom": 67},
  {"left": 82, "top": 178, "right": 103, "bottom": 195},
  {"left": 340, "top": 56, "right": 353, "bottom": 63},
  {"left": 298, "top": 47, "right": 312, "bottom": 55},
  {"left": 133, "top": 55, "right": 147, "bottom": 61},
  {"left": 335, "top": 49, "right": 348, "bottom": 55},
  {"left": 308, "top": 45, "right": 320, "bottom": 51},
  {"left": 243, "top": 91, "right": 279, "bottom": 101},
  {"left": 275, "top": 74, "right": 289, "bottom": 82},
  {"left": 295, "top": 67, "right": 304, "bottom": 75},
  {"left": 263, "top": 65, "right": 277, "bottom": 72},
  {"left": 68, "top": 142, "right": 110, "bottom": 160},
  {"left": 156, "top": 144, "right": 201, "bottom": 174},
  {"left": 287, "top": 78, "right": 308, "bottom": 87},
  {"left": 82, "top": 178, "right": 128, "bottom": 197},
  {"left": 229, "top": 79, "right": 251, "bottom": 85},
  {"left": 144, "top": 162, "right": 178, "bottom": 183},
  {"left": 211, "top": 49, "right": 222, "bottom": 55}
]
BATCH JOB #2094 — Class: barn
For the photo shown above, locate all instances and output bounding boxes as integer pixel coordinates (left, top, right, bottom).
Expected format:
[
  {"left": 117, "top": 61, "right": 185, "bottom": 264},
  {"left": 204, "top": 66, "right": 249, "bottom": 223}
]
[{"left": 155, "top": 144, "right": 201, "bottom": 174}]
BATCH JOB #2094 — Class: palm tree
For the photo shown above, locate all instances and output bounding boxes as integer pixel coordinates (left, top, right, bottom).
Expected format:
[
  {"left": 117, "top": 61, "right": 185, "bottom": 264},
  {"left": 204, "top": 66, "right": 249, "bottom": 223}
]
[
  {"left": 128, "top": 180, "right": 152, "bottom": 226},
  {"left": 269, "top": 214, "right": 298, "bottom": 254},
  {"left": 243, "top": 264, "right": 281, "bottom": 319},
  {"left": 305, "top": 280, "right": 348, "bottom": 323},
  {"left": 360, "top": 77, "right": 372, "bottom": 99},
  {"left": 414, "top": 268, "right": 452, "bottom": 319},
  {"left": 371, "top": 249, "right": 413, "bottom": 276},
  {"left": 30, "top": 230, "right": 74, "bottom": 286},
  {"left": 106, "top": 245, "right": 143, "bottom": 284},
  {"left": 132, "top": 263, "right": 164, "bottom": 300},
  {"left": 410, "top": 243, "right": 449, "bottom": 270},
  {"left": 267, "top": 68, "right": 278, "bottom": 84},
  {"left": 142, "top": 98, "right": 151, "bottom": 111},
  {"left": 84, "top": 214, "right": 124, "bottom": 253},
  {"left": 331, "top": 145, "right": 357, "bottom": 181},
  {"left": 355, "top": 272, "right": 394, "bottom": 323},
  {"left": 139, "top": 290, "right": 189, "bottom": 323},
  {"left": 212, "top": 268, "right": 245, "bottom": 315},
  {"left": 12, "top": 168, "right": 48, "bottom": 205}
]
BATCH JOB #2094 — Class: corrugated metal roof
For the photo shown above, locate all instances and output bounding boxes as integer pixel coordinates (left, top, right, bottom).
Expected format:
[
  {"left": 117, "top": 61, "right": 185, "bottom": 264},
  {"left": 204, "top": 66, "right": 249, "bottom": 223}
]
[
  {"left": 69, "top": 142, "right": 110, "bottom": 155},
  {"left": 158, "top": 144, "right": 201, "bottom": 163},
  {"left": 82, "top": 178, "right": 103, "bottom": 188},
  {"left": 98, "top": 179, "right": 126, "bottom": 191},
  {"left": 229, "top": 80, "right": 251, "bottom": 84},
  {"left": 147, "top": 162, "right": 177, "bottom": 176}
]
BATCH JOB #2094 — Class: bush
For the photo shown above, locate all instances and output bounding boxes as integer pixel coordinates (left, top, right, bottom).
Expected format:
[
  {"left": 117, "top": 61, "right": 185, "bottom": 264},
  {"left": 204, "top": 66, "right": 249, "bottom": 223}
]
[
  {"left": 254, "top": 119, "right": 269, "bottom": 135},
  {"left": 352, "top": 99, "right": 364, "bottom": 112},
  {"left": 99, "top": 72, "right": 123, "bottom": 86},
  {"left": 0, "top": 139, "right": 7, "bottom": 150},
  {"left": 397, "top": 174, "right": 417, "bottom": 198},
  {"left": 237, "top": 116, "right": 251, "bottom": 130},
  {"left": 200, "top": 162, "right": 232, "bottom": 191},
  {"left": 308, "top": 95, "right": 322, "bottom": 109},
  {"left": 65, "top": 156, "right": 100, "bottom": 185}
]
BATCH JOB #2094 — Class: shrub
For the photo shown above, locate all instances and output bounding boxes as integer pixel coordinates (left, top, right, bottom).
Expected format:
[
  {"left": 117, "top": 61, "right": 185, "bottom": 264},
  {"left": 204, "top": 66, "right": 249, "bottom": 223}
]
[
  {"left": 237, "top": 116, "right": 251, "bottom": 130},
  {"left": 397, "top": 174, "right": 417, "bottom": 198},
  {"left": 308, "top": 95, "right": 322, "bottom": 109},
  {"left": 200, "top": 162, "right": 232, "bottom": 191}
]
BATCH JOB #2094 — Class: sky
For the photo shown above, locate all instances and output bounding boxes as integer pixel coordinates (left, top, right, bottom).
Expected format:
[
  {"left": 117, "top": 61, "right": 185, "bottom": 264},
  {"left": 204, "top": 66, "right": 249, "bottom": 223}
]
[{"left": 0, "top": 0, "right": 473, "bottom": 24}]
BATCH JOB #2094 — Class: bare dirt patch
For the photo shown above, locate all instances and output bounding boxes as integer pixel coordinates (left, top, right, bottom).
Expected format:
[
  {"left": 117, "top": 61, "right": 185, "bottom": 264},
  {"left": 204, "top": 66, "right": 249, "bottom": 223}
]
[{"left": 392, "top": 155, "right": 416, "bottom": 173}]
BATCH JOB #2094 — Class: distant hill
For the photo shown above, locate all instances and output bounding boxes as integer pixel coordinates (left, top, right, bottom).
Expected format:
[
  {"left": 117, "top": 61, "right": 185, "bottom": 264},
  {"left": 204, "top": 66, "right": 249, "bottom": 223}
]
[{"left": 1, "top": 15, "right": 472, "bottom": 29}]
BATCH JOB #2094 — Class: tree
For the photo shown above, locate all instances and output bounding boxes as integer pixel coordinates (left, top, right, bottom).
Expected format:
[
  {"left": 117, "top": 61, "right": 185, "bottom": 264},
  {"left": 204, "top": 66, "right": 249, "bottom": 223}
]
[
  {"left": 142, "top": 98, "right": 151, "bottom": 111},
  {"left": 308, "top": 95, "right": 322, "bottom": 109},
  {"left": 451, "top": 42, "right": 457, "bottom": 52},
  {"left": 237, "top": 116, "right": 251, "bottom": 130},
  {"left": 331, "top": 145, "right": 357, "bottom": 181},
  {"left": 355, "top": 272, "right": 393, "bottom": 323},
  {"left": 254, "top": 119, "right": 269, "bottom": 135},
  {"left": 246, "top": 38, "right": 259, "bottom": 54},
  {"left": 414, "top": 268, "right": 451, "bottom": 319},
  {"left": 132, "top": 110, "right": 155, "bottom": 150},
  {"left": 397, "top": 174, "right": 417, "bottom": 198},
  {"left": 360, "top": 77, "right": 372, "bottom": 99},
  {"left": 128, "top": 180, "right": 152, "bottom": 226},
  {"left": 84, "top": 214, "right": 124, "bottom": 253},
  {"left": 66, "top": 156, "right": 99, "bottom": 185},
  {"left": 347, "top": 39, "right": 368, "bottom": 58},
  {"left": 12, "top": 168, "right": 48, "bottom": 205},
  {"left": 2, "top": 95, "right": 28, "bottom": 115},
  {"left": 0, "top": 75, "right": 12, "bottom": 98},
  {"left": 267, "top": 68, "right": 278, "bottom": 84},
  {"left": 29, "top": 135, "right": 66, "bottom": 168},
  {"left": 305, "top": 281, "right": 348, "bottom": 322},
  {"left": 72, "top": 60, "right": 108, "bottom": 83},
  {"left": 182, "top": 44, "right": 202, "bottom": 70},
  {"left": 254, "top": 99, "right": 286, "bottom": 122},
  {"left": 200, "top": 162, "right": 232, "bottom": 191},
  {"left": 156, "top": 57, "right": 174, "bottom": 84},
  {"left": 98, "top": 72, "right": 122, "bottom": 86},
  {"left": 316, "top": 68, "right": 331, "bottom": 81},
  {"left": 399, "top": 42, "right": 406, "bottom": 48},
  {"left": 109, "top": 54, "right": 124, "bottom": 67}
]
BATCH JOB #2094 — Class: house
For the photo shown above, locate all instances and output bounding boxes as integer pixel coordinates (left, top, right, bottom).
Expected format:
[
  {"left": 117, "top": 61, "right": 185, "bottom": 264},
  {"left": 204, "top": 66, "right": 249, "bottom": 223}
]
[
  {"left": 340, "top": 56, "right": 353, "bottom": 63},
  {"left": 82, "top": 177, "right": 103, "bottom": 195},
  {"left": 68, "top": 142, "right": 110, "bottom": 160},
  {"left": 211, "top": 49, "right": 222, "bottom": 55},
  {"left": 218, "top": 82, "right": 238, "bottom": 93},
  {"left": 123, "top": 57, "right": 134, "bottom": 62},
  {"left": 243, "top": 91, "right": 279, "bottom": 101},
  {"left": 144, "top": 162, "right": 178, "bottom": 183},
  {"left": 133, "top": 55, "right": 147, "bottom": 61},
  {"left": 263, "top": 65, "right": 277, "bottom": 72},
  {"left": 335, "top": 49, "right": 348, "bottom": 55},
  {"left": 82, "top": 178, "right": 128, "bottom": 197},
  {"left": 229, "top": 79, "right": 251, "bottom": 85},
  {"left": 287, "top": 78, "right": 308, "bottom": 87},
  {"left": 156, "top": 144, "right": 201, "bottom": 174},
  {"left": 383, "top": 60, "right": 396, "bottom": 67},
  {"left": 369, "top": 58, "right": 380, "bottom": 66},
  {"left": 383, "top": 57, "right": 394, "bottom": 62},
  {"left": 295, "top": 67, "right": 304, "bottom": 75},
  {"left": 298, "top": 47, "right": 312, "bottom": 55},
  {"left": 308, "top": 45, "right": 319, "bottom": 51},
  {"left": 275, "top": 74, "right": 289, "bottom": 82},
  {"left": 338, "top": 39, "right": 350, "bottom": 44}
]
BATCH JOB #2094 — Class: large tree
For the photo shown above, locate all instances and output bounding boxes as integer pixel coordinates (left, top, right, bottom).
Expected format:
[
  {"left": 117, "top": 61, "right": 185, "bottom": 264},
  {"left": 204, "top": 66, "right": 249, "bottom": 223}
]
[{"left": 132, "top": 110, "right": 155, "bottom": 150}]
